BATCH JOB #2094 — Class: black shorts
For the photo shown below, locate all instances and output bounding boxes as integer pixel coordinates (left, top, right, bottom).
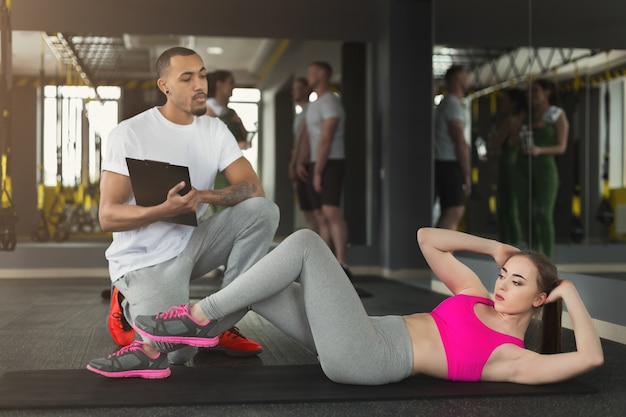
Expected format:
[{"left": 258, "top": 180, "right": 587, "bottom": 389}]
[
  {"left": 435, "top": 160, "right": 465, "bottom": 209},
  {"left": 306, "top": 159, "right": 345, "bottom": 209},
  {"left": 296, "top": 178, "right": 314, "bottom": 211}
]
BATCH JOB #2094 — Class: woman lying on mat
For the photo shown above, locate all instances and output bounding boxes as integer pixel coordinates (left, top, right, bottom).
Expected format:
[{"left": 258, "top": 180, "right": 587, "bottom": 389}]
[{"left": 88, "top": 228, "right": 604, "bottom": 384}]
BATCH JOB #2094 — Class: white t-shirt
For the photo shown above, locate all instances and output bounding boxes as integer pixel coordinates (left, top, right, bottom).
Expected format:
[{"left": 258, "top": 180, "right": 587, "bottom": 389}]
[
  {"left": 206, "top": 98, "right": 226, "bottom": 117},
  {"left": 102, "top": 107, "right": 242, "bottom": 281},
  {"left": 293, "top": 103, "right": 308, "bottom": 140},
  {"left": 434, "top": 94, "right": 466, "bottom": 161},
  {"left": 543, "top": 105, "right": 563, "bottom": 124},
  {"left": 305, "top": 92, "right": 345, "bottom": 161}
]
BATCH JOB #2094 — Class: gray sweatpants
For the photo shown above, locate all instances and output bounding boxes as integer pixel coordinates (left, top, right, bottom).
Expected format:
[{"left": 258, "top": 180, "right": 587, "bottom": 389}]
[
  {"left": 114, "top": 197, "right": 279, "bottom": 363},
  {"left": 197, "top": 229, "right": 414, "bottom": 385}
]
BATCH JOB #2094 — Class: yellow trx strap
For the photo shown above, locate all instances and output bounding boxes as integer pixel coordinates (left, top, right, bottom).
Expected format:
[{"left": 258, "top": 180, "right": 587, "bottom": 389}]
[
  {"left": 1, "top": 154, "right": 9, "bottom": 207},
  {"left": 489, "top": 91, "right": 497, "bottom": 116}
]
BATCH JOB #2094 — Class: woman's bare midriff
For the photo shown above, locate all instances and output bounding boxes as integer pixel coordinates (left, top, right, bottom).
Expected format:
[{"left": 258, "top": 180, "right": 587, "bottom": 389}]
[{"left": 402, "top": 312, "right": 449, "bottom": 379}]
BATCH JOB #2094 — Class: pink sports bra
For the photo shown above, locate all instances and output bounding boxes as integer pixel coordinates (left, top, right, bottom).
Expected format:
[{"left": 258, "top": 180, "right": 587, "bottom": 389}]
[{"left": 430, "top": 294, "right": 525, "bottom": 381}]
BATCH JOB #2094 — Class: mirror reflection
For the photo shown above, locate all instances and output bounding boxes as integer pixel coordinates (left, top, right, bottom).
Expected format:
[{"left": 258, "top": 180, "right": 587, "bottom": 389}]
[
  {"left": 434, "top": 45, "right": 626, "bottom": 262},
  {"left": 432, "top": 0, "right": 626, "bottom": 358}
]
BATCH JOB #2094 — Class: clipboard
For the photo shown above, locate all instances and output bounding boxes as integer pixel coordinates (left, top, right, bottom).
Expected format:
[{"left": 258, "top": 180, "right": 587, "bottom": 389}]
[{"left": 125, "top": 157, "right": 197, "bottom": 227}]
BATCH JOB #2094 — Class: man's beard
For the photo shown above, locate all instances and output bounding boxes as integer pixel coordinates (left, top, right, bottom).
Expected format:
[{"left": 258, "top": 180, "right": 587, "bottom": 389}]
[{"left": 191, "top": 106, "right": 207, "bottom": 117}]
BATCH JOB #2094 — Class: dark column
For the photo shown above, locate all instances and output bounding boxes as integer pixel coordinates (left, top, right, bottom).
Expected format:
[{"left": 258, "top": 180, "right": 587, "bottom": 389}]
[
  {"left": 376, "top": 0, "right": 433, "bottom": 269},
  {"left": 341, "top": 42, "right": 367, "bottom": 245},
  {"left": 121, "top": 87, "right": 162, "bottom": 121},
  {"left": 274, "top": 80, "right": 295, "bottom": 237},
  {"left": 11, "top": 86, "right": 38, "bottom": 237}
]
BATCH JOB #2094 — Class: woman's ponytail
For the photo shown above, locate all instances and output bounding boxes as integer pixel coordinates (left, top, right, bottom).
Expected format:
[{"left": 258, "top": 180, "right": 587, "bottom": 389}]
[
  {"left": 510, "top": 251, "right": 563, "bottom": 354},
  {"left": 536, "top": 298, "right": 563, "bottom": 354}
]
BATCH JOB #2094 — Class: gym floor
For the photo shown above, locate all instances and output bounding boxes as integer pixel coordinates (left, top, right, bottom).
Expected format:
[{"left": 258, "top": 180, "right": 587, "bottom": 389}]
[{"left": 0, "top": 272, "right": 625, "bottom": 417}]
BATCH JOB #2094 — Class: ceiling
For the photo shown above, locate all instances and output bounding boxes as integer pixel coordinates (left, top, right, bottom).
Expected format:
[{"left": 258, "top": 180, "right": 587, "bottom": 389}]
[
  {"left": 10, "top": 30, "right": 624, "bottom": 94},
  {"left": 6, "top": 30, "right": 280, "bottom": 87},
  {"left": 4, "top": 0, "right": 626, "bottom": 91}
]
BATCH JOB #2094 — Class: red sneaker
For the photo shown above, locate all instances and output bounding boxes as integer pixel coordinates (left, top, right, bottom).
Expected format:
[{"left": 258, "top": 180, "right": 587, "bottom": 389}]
[
  {"left": 107, "top": 287, "right": 136, "bottom": 347},
  {"left": 209, "top": 327, "right": 263, "bottom": 357}
]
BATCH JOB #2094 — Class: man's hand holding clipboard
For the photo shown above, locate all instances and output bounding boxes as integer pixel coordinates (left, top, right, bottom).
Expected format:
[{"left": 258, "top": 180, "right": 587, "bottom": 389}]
[{"left": 125, "top": 158, "right": 198, "bottom": 227}]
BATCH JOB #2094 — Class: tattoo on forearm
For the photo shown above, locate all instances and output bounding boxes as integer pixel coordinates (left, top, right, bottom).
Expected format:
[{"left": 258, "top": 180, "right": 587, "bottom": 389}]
[{"left": 214, "top": 182, "right": 258, "bottom": 206}]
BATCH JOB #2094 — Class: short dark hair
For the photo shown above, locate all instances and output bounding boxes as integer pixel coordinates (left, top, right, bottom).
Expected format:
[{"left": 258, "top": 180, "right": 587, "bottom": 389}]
[
  {"left": 310, "top": 61, "right": 333, "bottom": 80},
  {"left": 207, "top": 70, "right": 234, "bottom": 98},
  {"left": 444, "top": 64, "right": 465, "bottom": 85},
  {"left": 156, "top": 47, "right": 198, "bottom": 78}
]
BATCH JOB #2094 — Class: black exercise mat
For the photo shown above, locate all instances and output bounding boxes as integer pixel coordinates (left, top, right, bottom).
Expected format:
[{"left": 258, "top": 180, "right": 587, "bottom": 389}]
[{"left": 0, "top": 364, "right": 597, "bottom": 410}]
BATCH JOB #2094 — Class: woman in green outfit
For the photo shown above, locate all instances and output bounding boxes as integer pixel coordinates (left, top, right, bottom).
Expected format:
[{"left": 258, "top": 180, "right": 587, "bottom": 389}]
[
  {"left": 206, "top": 70, "right": 249, "bottom": 149},
  {"left": 515, "top": 79, "right": 569, "bottom": 259},
  {"left": 492, "top": 88, "right": 527, "bottom": 245},
  {"left": 206, "top": 70, "right": 250, "bottom": 213}
]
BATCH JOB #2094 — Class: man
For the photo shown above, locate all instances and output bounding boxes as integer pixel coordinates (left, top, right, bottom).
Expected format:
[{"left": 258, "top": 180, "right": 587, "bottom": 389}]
[
  {"left": 434, "top": 65, "right": 471, "bottom": 230},
  {"left": 288, "top": 76, "right": 318, "bottom": 232},
  {"left": 296, "top": 61, "right": 350, "bottom": 277},
  {"left": 92, "top": 47, "right": 279, "bottom": 378}
]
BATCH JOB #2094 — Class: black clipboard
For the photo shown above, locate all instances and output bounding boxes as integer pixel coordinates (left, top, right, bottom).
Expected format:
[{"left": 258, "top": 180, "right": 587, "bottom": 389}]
[{"left": 125, "top": 158, "right": 197, "bottom": 227}]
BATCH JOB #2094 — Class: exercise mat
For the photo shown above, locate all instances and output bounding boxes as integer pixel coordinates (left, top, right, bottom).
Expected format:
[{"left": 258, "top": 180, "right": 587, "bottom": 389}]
[{"left": 0, "top": 364, "right": 596, "bottom": 409}]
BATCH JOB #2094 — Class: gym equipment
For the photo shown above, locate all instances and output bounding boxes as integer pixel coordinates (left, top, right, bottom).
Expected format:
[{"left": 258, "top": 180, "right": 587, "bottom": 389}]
[
  {"left": 569, "top": 65, "right": 584, "bottom": 243},
  {"left": 0, "top": 0, "right": 17, "bottom": 251},
  {"left": 0, "top": 175, "right": 17, "bottom": 251},
  {"left": 32, "top": 35, "right": 50, "bottom": 242},
  {"left": 595, "top": 82, "right": 614, "bottom": 228},
  {"left": 0, "top": 364, "right": 597, "bottom": 410}
]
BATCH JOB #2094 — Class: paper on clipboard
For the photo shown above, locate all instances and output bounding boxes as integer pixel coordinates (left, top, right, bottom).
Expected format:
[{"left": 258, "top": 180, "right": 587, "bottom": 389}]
[{"left": 125, "top": 157, "right": 197, "bottom": 227}]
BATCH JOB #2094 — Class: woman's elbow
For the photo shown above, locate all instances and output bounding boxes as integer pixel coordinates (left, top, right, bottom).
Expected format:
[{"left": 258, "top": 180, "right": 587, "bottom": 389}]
[
  {"left": 589, "top": 351, "right": 605, "bottom": 370},
  {"left": 416, "top": 227, "right": 433, "bottom": 246}
]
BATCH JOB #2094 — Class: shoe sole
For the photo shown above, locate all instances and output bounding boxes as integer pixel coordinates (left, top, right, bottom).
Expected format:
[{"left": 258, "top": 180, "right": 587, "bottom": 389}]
[
  {"left": 86, "top": 364, "right": 171, "bottom": 379},
  {"left": 134, "top": 326, "right": 219, "bottom": 348},
  {"left": 207, "top": 345, "right": 263, "bottom": 357}
]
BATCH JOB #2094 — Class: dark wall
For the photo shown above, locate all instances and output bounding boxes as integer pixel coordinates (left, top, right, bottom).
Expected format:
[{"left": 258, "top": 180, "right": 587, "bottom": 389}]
[
  {"left": 15, "top": 1, "right": 626, "bottom": 50},
  {"left": 10, "top": 86, "right": 38, "bottom": 237},
  {"left": 12, "top": 0, "right": 378, "bottom": 41},
  {"left": 374, "top": 0, "right": 434, "bottom": 269},
  {"left": 120, "top": 87, "right": 163, "bottom": 122},
  {"left": 435, "top": 0, "right": 626, "bottom": 49},
  {"left": 582, "top": 88, "right": 604, "bottom": 241},
  {"left": 273, "top": 80, "right": 295, "bottom": 237},
  {"left": 342, "top": 42, "right": 367, "bottom": 245}
]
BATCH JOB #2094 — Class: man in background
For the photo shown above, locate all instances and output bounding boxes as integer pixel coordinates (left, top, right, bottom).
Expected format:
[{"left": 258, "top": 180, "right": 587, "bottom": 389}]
[{"left": 433, "top": 65, "right": 471, "bottom": 230}]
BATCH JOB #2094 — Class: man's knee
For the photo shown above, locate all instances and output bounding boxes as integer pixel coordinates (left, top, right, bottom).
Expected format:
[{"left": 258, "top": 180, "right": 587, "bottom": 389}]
[{"left": 237, "top": 197, "right": 280, "bottom": 229}]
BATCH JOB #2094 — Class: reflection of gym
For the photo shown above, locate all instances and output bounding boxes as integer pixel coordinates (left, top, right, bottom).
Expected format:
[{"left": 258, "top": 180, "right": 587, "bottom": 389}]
[
  {"left": 1, "top": 1, "right": 625, "bottom": 416},
  {"left": 439, "top": 48, "right": 626, "bottom": 246}
]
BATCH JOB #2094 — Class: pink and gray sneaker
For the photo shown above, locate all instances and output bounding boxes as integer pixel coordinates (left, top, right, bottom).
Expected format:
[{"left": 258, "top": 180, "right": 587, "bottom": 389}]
[
  {"left": 133, "top": 304, "right": 220, "bottom": 349},
  {"left": 86, "top": 341, "right": 171, "bottom": 379}
]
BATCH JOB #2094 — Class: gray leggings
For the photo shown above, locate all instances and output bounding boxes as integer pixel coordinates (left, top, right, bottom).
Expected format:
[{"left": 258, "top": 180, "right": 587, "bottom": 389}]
[
  {"left": 197, "top": 229, "right": 414, "bottom": 385},
  {"left": 115, "top": 197, "right": 279, "bottom": 363}
]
